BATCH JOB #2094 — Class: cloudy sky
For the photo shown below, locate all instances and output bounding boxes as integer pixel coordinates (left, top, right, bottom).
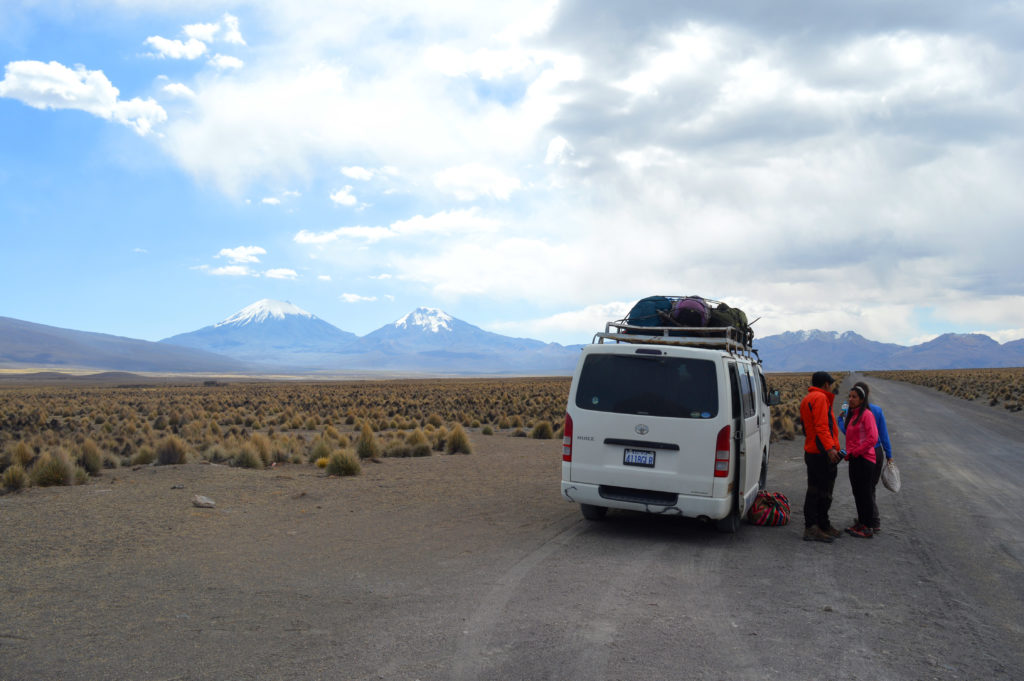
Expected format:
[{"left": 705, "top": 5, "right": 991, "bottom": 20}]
[{"left": 2, "top": 1, "right": 1022, "bottom": 347}]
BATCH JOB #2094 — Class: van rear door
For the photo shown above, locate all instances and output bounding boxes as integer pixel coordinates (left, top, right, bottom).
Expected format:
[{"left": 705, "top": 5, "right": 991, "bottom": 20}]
[{"left": 567, "top": 349, "right": 721, "bottom": 497}]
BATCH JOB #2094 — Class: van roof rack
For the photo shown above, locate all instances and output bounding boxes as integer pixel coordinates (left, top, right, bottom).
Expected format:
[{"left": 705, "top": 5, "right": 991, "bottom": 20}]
[{"left": 594, "top": 321, "right": 759, "bottom": 361}]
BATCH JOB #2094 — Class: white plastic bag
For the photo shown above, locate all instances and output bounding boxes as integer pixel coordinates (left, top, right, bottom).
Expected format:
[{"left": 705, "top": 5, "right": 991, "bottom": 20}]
[{"left": 881, "top": 459, "right": 901, "bottom": 493}]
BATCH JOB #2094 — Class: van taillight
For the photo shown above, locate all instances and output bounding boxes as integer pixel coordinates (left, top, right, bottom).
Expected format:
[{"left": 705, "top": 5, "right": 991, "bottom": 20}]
[
  {"left": 562, "top": 413, "right": 573, "bottom": 462},
  {"left": 714, "top": 425, "right": 731, "bottom": 478}
]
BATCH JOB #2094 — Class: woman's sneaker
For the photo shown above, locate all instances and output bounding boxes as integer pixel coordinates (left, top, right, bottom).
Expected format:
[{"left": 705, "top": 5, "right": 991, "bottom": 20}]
[
  {"left": 845, "top": 524, "right": 874, "bottom": 538},
  {"left": 803, "top": 526, "right": 835, "bottom": 543}
]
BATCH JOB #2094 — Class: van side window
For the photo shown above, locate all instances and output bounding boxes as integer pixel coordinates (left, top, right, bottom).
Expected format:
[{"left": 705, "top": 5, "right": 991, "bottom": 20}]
[
  {"left": 738, "top": 363, "right": 756, "bottom": 419},
  {"left": 729, "top": 364, "right": 742, "bottom": 418}
]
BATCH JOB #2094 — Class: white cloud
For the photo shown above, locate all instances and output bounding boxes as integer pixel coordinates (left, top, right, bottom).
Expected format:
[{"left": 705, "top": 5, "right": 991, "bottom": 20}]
[
  {"left": 544, "top": 135, "right": 573, "bottom": 165},
  {"left": 217, "top": 245, "right": 265, "bottom": 263},
  {"left": 318, "top": 274, "right": 332, "bottom": 281},
  {"left": 0, "top": 60, "right": 167, "bottom": 135},
  {"left": 221, "top": 13, "right": 246, "bottom": 46},
  {"left": 145, "top": 36, "right": 208, "bottom": 60},
  {"left": 261, "top": 197, "right": 281, "bottom": 205},
  {"left": 341, "top": 166, "right": 374, "bottom": 180},
  {"left": 340, "top": 293, "right": 377, "bottom": 302},
  {"left": 184, "top": 22, "right": 219, "bottom": 44},
  {"left": 294, "top": 208, "right": 498, "bottom": 246},
  {"left": 434, "top": 163, "right": 521, "bottom": 200},
  {"left": 209, "top": 265, "right": 254, "bottom": 276},
  {"left": 489, "top": 301, "right": 634, "bottom": 340},
  {"left": 265, "top": 268, "right": 298, "bottom": 279},
  {"left": 209, "top": 54, "right": 244, "bottom": 70},
  {"left": 133, "top": 248, "right": 148, "bottom": 254},
  {"left": 329, "top": 186, "right": 357, "bottom": 206},
  {"left": 162, "top": 82, "right": 196, "bottom": 99}
]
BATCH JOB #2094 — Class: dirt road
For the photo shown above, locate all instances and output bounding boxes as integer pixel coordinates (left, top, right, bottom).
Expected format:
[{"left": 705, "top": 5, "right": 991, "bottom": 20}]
[{"left": 1, "top": 374, "right": 1021, "bottom": 680}]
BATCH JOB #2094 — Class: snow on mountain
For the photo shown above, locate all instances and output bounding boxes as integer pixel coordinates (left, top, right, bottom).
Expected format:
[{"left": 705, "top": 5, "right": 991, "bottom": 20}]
[
  {"left": 394, "top": 307, "right": 453, "bottom": 333},
  {"left": 161, "top": 299, "right": 357, "bottom": 368},
  {"left": 216, "top": 299, "right": 314, "bottom": 327}
]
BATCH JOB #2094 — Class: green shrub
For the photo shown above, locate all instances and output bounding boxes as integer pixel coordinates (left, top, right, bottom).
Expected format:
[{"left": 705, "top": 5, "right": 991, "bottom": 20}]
[
  {"left": 446, "top": 424, "right": 472, "bottom": 455},
  {"left": 78, "top": 439, "right": 103, "bottom": 475},
  {"left": 326, "top": 450, "right": 361, "bottom": 476},
  {"left": 426, "top": 413, "right": 444, "bottom": 428},
  {"left": 156, "top": 435, "right": 189, "bottom": 465},
  {"left": 530, "top": 421, "right": 555, "bottom": 439},
  {"left": 355, "top": 423, "right": 380, "bottom": 460},
  {"left": 481, "top": 425, "right": 494, "bottom": 436},
  {"left": 31, "top": 449, "right": 75, "bottom": 487},
  {"left": 2, "top": 464, "right": 28, "bottom": 492}
]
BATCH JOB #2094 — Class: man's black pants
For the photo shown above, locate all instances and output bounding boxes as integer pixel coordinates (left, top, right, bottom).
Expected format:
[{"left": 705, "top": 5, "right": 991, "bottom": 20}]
[{"left": 803, "top": 452, "right": 838, "bottom": 530}]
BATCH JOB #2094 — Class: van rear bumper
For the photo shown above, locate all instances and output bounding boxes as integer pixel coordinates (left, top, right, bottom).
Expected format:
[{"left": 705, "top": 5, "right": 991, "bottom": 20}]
[{"left": 561, "top": 481, "right": 732, "bottom": 520}]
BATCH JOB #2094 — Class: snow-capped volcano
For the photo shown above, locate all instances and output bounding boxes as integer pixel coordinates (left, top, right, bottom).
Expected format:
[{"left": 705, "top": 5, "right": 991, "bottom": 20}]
[
  {"left": 393, "top": 307, "right": 454, "bottom": 333},
  {"left": 161, "top": 299, "right": 357, "bottom": 368},
  {"left": 216, "top": 299, "right": 314, "bottom": 327}
]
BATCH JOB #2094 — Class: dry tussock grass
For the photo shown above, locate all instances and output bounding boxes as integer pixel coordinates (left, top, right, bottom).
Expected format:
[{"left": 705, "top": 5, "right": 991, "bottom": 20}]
[
  {"left": 866, "top": 368, "right": 1024, "bottom": 413},
  {"left": 1, "top": 372, "right": 853, "bottom": 491}
]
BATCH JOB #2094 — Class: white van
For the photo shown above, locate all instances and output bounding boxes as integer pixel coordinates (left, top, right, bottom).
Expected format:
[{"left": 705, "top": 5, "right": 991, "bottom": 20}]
[{"left": 560, "top": 321, "right": 780, "bottom": 532}]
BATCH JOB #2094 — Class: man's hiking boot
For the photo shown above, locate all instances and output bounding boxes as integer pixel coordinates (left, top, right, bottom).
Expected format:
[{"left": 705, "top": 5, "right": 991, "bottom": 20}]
[
  {"left": 803, "top": 526, "right": 834, "bottom": 543},
  {"left": 845, "top": 524, "right": 874, "bottom": 538},
  {"left": 824, "top": 526, "right": 842, "bottom": 538}
]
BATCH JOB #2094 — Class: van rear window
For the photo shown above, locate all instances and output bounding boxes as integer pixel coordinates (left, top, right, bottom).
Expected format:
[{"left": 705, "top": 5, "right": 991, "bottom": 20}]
[{"left": 575, "top": 354, "right": 719, "bottom": 418}]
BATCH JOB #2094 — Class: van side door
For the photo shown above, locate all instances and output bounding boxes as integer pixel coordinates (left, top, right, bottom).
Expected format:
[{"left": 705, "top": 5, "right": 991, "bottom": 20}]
[{"left": 736, "top": 362, "right": 761, "bottom": 513}]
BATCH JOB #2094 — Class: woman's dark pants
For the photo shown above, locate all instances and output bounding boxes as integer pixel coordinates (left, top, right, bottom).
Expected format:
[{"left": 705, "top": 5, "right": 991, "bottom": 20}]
[{"left": 849, "top": 455, "right": 876, "bottom": 527}]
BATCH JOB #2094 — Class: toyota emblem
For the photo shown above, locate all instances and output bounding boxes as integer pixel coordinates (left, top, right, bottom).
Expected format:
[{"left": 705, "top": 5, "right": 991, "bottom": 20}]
[{"left": 635, "top": 424, "right": 649, "bottom": 435}]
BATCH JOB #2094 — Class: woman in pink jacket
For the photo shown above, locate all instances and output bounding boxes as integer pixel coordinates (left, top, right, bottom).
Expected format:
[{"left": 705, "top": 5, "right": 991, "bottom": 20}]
[{"left": 844, "top": 384, "right": 880, "bottom": 538}]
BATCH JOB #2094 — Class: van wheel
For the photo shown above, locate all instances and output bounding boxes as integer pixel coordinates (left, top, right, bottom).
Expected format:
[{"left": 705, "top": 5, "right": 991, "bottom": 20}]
[
  {"left": 580, "top": 504, "right": 608, "bottom": 521},
  {"left": 715, "top": 508, "right": 741, "bottom": 533}
]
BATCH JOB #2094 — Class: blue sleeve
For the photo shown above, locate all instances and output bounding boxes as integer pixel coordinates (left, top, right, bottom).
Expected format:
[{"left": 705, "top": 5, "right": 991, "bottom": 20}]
[
  {"left": 872, "top": 405, "right": 892, "bottom": 458},
  {"left": 837, "top": 412, "right": 846, "bottom": 434}
]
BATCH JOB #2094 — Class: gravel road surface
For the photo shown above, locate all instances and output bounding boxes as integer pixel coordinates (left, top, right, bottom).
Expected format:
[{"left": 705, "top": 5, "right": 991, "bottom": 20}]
[{"left": 1, "top": 374, "right": 1021, "bottom": 680}]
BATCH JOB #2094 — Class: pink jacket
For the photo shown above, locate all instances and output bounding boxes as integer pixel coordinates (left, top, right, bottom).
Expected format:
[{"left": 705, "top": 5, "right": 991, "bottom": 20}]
[{"left": 844, "top": 408, "right": 879, "bottom": 463}]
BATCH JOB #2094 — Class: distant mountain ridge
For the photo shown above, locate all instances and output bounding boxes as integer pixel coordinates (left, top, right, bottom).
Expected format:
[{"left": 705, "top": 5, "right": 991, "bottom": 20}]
[
  {"left": 4, "top": 303, "right": 1024, "bottom": 375},
  {"left": 0, "top": 316, "right": 248, "bottom": 373},
  {"left": 161, "top": 299, "right": 358, "bottom": 369},
  {"left": 756, "top": 329, "right": 1024, "bottom": 372}
]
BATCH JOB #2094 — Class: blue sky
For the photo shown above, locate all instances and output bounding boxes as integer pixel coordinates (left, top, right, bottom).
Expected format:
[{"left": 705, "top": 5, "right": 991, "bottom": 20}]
[{"left": 2, "top": 1, "right": 1023, "bottom": 347}]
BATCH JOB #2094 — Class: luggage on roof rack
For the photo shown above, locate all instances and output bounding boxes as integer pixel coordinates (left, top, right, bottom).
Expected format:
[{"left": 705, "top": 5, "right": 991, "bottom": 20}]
[{"left": 602, "top": 296, "right": 757, "bottom": 358}]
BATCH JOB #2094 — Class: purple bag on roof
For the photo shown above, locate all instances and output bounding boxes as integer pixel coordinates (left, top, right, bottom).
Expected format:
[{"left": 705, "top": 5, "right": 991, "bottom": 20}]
[{"left": 670, "top": 296, "right": 709, "bottom": 327}]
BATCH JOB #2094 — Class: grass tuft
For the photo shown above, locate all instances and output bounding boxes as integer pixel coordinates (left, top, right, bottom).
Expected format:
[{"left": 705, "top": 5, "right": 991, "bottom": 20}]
[
  {"left": 445, "top": 424, "right": 472, "bottom": 455},
  {"left": 326, "top": 450, "right": 361, "bottom": 476},
  {"left": 156, "top": 435, "right": 189, "bottom": 466},
  {"left": 31, "top": 449, "right": 75, "bottom": 487}
]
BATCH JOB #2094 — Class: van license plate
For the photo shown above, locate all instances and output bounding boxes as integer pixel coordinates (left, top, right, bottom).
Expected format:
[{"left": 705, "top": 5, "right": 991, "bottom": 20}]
[{"left": 623, "top": 448, "right": 656, "bottom": 467}]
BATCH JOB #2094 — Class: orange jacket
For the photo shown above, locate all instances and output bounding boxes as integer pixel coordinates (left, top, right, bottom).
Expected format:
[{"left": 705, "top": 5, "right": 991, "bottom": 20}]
[{"left": 800, "top": 386, "right": 839, "bottom": 455}]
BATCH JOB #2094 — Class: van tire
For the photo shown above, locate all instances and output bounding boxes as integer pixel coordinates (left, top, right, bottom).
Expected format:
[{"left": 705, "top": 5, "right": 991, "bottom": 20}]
[{"left": 580, "top": 504, "right": 608, "bottom": 521}]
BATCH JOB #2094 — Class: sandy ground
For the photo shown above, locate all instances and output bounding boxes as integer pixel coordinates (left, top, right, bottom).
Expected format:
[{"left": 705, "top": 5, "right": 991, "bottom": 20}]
[{"left": 1, "top": 374, "right": 1021, "bottom": 680}]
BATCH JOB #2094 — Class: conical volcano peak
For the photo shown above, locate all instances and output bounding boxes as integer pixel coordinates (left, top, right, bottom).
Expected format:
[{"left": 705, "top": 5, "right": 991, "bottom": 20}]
[
  {"left": 394, "top": 307, "right": 454, "bottom": 333},
  {"left": 216, "top": 299, "right": 315, "bottom": 327}
]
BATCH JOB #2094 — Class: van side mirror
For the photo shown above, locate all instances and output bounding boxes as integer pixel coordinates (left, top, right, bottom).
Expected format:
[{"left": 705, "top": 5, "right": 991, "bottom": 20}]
[{"left": 767, "top": 389, "right": 781, "bottom": 406}]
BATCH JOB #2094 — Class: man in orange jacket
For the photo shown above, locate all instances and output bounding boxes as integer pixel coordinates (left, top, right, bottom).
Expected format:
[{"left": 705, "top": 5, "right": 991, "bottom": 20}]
[{"left": 800, "top": 371, "right": 841, "bottom": 543}]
